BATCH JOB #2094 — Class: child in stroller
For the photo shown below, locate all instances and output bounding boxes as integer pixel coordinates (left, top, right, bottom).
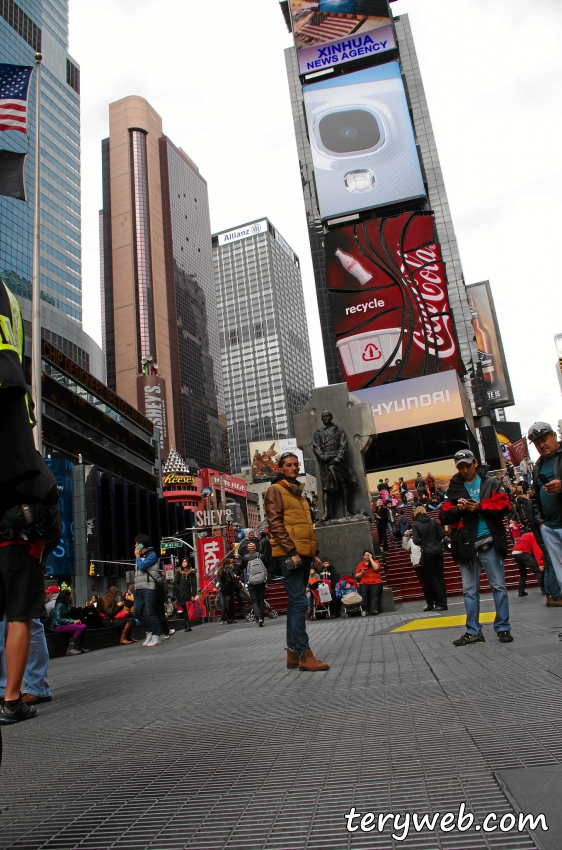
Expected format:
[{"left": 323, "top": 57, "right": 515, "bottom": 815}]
[{"left": 336, "top": 576, "right": 363, "bottom": 618}]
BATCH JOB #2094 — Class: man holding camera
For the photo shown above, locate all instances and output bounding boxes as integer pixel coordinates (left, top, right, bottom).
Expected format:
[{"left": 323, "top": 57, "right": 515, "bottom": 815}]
[
  {"left": 528, "top": 422, "right": 562, "bottom": 587},
  {"left": 440, "top": 449, "right": 512, "bottom": 646},
  {"left": 264, "top": 452, "right": 329, "bottom": 671}
]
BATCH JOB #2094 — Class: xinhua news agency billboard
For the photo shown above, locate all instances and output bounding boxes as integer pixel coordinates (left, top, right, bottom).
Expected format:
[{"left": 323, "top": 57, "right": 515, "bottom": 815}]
[
  {"left": 466, "top": 280, "right": 514, "bottom": 408},
  {"left": 325, "top": 211, "right": 465, "bottom": 392},
  {"left": 303, "top": 62, "right": 425, "bottom": 220},
  {"left": 289, "top": 0, "right": 395, "bottom": 75}
]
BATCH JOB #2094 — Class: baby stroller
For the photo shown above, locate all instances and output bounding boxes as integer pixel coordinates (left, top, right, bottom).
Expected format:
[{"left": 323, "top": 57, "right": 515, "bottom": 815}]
[
  {"left": 309, "top": 579, "right": 332, "bottom": 619},
  {"left": 336, "top": 576, "right": 363, "bottom": 619},
  {"left": 243, "top": 585, "right": 279, "bottom": 622}
]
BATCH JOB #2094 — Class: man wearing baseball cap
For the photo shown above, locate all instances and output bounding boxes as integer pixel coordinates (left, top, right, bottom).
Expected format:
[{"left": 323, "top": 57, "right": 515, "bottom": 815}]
[
  {"left": 440, "top": 449, "right": 512, "bottom": 646},
  {"left": 528, "top": 423, "right": 562, "bottom": 587}
]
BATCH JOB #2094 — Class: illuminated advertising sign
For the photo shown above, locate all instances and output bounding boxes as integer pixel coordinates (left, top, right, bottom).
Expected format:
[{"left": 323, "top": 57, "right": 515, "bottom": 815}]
[
  {"left": 289, "top": 0, "right": 395, "bottom": 75},
  {"left": 303, "top": 62, "right": 425, "bottom": 220},
  {"left": 325, "top": 211, "right": 465, "bottom": 391},
  {"left": 45, "top": 457, "right": 74, "bottom": 576},
  {"left": 354, "top": 370, "right": 465, "bottom": 435},
  {"left": 199, "top": 468, "right": 247, "bottom": 497},
  {"left": 137, "top": 374, "right": 169, "bottom": 456},
  {"left": 217, "top": 220, "right": 268, "bottom": 247},
  {"left": 197, "top": 536, "right": 225, "bottom": 589},
  {"left": 466, "top": 281, "right": 514, "bottom": 408},
  {"left": 249, "top": 439, "right": 305, "bottom": 482}
]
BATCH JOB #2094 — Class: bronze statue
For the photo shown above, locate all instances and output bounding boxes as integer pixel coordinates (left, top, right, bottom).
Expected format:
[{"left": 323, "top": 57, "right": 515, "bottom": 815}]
[{"left": 312, "top": 411, "right": 358, "bottom": 521}]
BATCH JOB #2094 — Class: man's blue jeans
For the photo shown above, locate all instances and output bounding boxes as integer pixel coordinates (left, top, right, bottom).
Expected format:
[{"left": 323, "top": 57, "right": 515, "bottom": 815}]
[
  {"left": 541, "top": 544, "right": 561, "bottom": 599},
  {"left": 134, "top": 589, "right": 159, "bottom": 635},
  {"left": 459, "top": 547, "right": 510, "bottom": 635},
  {"left": 541, "top": 526, "right": 562, "bottom": 591},
  {"left": 280, "top": 557, "right": 311, "bottom": 655},
  {"left": 0, "top": 617, "right": 51, "bottom": 698},
  {"left": 387, "top": 522, "right": 395, "bottom": 542}
]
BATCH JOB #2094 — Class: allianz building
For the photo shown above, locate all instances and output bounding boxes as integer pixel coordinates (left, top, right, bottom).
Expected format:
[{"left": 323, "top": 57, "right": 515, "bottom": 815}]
[{"left": 39, "top": 340, "right": 185, "bottom": 603}]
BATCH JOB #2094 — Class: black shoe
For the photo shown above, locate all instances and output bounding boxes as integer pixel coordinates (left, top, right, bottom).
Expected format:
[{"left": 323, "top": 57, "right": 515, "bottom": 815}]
[
  {"left": 452, "top": 632, "right": 485, "bottom": 646},
  {"left": 434, "top": 606, "right": 448, "bottom": 611},
  {"left": 184, "top": 627, "right": 192, "bottom": 632},
  {"left": 518, "top": 591, "right": 528, "bottom": 597},
  {"left": 0, "top": 697, "right": 37, "bottom": 724},
  {"left": 497, "top": 631, "right": 514, "bottom": 643},
  {"left": 422, "top": 605, "right": 433, "bottom": 612}
]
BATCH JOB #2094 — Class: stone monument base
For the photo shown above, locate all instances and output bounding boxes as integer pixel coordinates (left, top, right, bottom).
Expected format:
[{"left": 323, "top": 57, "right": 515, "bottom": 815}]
[{"left": 315, "top": 518, "right": 374, "bottom": 578}]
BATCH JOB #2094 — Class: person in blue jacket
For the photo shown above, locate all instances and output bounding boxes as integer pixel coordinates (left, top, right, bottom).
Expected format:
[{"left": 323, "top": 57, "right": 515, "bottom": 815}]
[{"left": 133, "top": 534, "right": 161, "bottom": 648}]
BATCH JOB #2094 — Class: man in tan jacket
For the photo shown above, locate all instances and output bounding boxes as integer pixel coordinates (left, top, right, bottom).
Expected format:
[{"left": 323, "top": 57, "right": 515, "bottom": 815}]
[{"left": 264, "top": 452, "right": 329, "bottom": 672}]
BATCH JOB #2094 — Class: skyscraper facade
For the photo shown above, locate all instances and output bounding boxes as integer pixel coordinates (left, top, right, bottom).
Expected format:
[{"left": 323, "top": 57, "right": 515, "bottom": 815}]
[
  {"left": 283, "top": 11, "right": 487, "bottom": 418},
  {"left": 101, "top": 96, "right": 227, "bottom": 470},
  {"left": 212, "top": 219, "right": 314, "bottom": 473},
  {"left": 0, "top": 0, "right": 103, "bottom": 379}
]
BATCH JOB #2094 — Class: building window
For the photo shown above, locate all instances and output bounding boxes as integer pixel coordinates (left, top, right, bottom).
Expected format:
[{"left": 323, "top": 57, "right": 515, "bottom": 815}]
[
  {"left": 0, "top": 0, "right": 41, "bottom": 51},
  {"left": 66, "top": 59, "right": 80, "bottom": 93}
]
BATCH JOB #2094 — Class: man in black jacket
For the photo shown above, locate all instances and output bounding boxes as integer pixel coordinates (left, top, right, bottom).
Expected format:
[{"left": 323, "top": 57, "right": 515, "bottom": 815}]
[
  {"left": 374, "top": 501, "right": 390, "bottom": 552},
  {"left": 440, "top": 449, "right": 512, "bottom": 646},
  {"left": 528, "top": 422, "right": 562, "bottom": 591},
  {"left": 412, "top": 507, "right": 447, "bottom": 611}
]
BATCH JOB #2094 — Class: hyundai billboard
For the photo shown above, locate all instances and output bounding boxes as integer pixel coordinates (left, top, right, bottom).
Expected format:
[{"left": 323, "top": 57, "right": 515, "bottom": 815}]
[
  {"left": 303, "top": 62, "right": 425, "bottom": 220},
  {"left": 289, "top": 0, "right": 395, "bottom": 75},
  {"left": 325, "top": 211, "right": 465, "bottom": 391}
]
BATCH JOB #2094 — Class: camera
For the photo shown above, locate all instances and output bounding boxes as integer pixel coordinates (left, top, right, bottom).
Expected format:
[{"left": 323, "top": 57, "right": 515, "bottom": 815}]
[
  {"left": 303, "top": 61, "right": 426, "bottom": 220},
  {"left": 284, "top": 556, "right": 302, "bottom": 571}
]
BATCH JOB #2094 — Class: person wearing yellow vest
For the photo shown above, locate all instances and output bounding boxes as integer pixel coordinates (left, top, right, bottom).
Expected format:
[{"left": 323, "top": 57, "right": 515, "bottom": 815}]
[{"left": 264, "top": 452, "right": 329, "bottom": 672}]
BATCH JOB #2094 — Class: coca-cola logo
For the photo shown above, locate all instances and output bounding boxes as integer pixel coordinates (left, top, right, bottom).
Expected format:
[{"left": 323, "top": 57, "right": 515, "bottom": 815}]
[{"left": 401, "top": 244, "right": 458, "bottom": 359}]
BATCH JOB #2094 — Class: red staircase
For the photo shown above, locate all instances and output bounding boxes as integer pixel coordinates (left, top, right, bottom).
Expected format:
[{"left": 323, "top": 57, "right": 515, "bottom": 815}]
[{"left": 380, "top": 505, "right": 537, "bottom": 603}]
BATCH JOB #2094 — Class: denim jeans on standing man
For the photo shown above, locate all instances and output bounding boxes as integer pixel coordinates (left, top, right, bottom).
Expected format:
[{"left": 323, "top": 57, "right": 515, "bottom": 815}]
[
  {"left": 134, "top": 588, "right": 160, "bottom": 635},
  {"left": 279, "top": 556, "right": 312, "bottom": 656},
  {"left": 0, "top": 617, "right": 51, "bottom": 698},
  {"left": 459, "top": 546, "right": 510, "bottom": 635},
  {"left": 540, "top": 526, "right": 562, "bottom": 591}
]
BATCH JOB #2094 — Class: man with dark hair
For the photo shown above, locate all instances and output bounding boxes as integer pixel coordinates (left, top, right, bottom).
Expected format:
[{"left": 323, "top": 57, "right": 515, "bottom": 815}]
[
  {"left": 440, "top": 450, "right": 512, "bottom": 646},
  {"left": 133, "top": 534, "right": 161, "bottom": 647},
  {"left": 264, "top": 452, "right": 329, "bottom": 671},
  {"left": 528, "top": 422, "right": 562, "bottom": 589}
]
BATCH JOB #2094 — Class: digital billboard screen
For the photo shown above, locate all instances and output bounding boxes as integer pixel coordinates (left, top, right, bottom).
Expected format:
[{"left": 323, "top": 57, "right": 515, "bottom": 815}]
[
  {"left": 249, "top": 439, "right": 305, "bottom": 482},
  {"left": 325, "top": 211, "right": 465, "bottom": 391},
  {"left": 466, "top": 281, "right": 514, "bottom": 408},
  {"left": 289, "top": 0, "right": 395, "bottom": 75},
  {"left": 303, "top": 62, "right": 425, "bottom": 220}
]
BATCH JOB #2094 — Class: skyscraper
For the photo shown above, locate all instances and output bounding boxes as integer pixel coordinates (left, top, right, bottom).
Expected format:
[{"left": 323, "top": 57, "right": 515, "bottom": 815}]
[
  {"left": 283, "top": 10, "right": 487, "bottom": 418},
  {"left": 101, "top": 96, "right": 227, "bottom": 471},
  {"left": 0, "top": 0, "right": 103, "bottom": 379},
  {"left": 212, "top": 218, "right": 314, "bottom": 473}
]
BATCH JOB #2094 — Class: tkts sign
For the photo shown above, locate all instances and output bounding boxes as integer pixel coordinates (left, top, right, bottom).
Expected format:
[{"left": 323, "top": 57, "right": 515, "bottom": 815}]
[{"left": 325, "top": 212, "right": 465, "bottom": 392}]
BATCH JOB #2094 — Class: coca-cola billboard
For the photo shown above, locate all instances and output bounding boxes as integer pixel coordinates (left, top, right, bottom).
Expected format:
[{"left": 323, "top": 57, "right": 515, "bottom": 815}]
[{"left": 325, "top": 211, "right": 465, "bottom": 392}]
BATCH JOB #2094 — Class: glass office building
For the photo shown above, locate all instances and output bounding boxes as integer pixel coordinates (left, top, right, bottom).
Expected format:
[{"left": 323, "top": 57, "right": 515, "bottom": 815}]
[
  {"left": 213, "top": 219, "right": 314, "bottom": 473},
  {"left": 0, "top": 0, "right": 103, "bottom": 379}
]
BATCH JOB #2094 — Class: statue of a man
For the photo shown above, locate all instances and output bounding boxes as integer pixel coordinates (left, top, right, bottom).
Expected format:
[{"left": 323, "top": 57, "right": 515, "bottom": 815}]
[{"left": 312, "top": 411, "right": 358, "bottom": 521}]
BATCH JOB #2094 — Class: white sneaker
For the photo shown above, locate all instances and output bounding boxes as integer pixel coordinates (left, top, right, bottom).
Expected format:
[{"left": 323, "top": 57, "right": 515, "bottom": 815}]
[
  {"left": 142, "top": 633, "right": 153, "bottom": 646},
  {"left": 148, "top": 634, "right": 161, "bottom": 646},
  {"left": 163, "top": 633, "right": 171, "bottom": 640},
  {"left": 168, "top": 629, "right": 175, "bottom": 635},
  {"left": 361, "top": 611, "right": 367, "bottom": 617}
]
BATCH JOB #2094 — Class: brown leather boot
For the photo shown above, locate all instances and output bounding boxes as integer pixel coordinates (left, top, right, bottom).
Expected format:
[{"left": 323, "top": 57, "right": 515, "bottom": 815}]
[
  {"left": 286, "top": 648, "right": 299, "bottom": 669},
  {"left": 119, "top": 622, "right": 135, "bottom": 644},
  {"left": 546, "top": 596, "right": 551, "bottom": 607},
  {"left": 298, "top": 649, "right": 330, "bottom": 672},
  {"left": 550, "top": 598, "right": 562, "bottom": 607}
]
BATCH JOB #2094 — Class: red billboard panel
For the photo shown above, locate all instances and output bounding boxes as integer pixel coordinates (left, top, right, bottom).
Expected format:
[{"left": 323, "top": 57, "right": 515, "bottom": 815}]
[
  {"left": 325, "top": 211, "right": 465, "bottom": 392},
  {"left": 197, "top": 536, "right": 225, "bottom": 591}
]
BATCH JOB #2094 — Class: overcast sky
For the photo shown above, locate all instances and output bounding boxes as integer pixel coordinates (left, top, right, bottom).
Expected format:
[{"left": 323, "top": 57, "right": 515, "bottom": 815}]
[{"left": 71, "top": 0, "right": 562, "bottom": 450}]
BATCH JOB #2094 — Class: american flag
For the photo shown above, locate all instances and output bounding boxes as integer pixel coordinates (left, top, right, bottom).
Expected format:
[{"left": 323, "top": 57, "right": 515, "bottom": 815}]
[{"left": 0, "top": 64, "right": 33, "bottom": 133}]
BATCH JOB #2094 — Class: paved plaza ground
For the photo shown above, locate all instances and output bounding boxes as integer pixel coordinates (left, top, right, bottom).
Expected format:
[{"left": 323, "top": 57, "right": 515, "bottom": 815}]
[{"left": 2, "top": 588, "right": 562, "bottom": 850}]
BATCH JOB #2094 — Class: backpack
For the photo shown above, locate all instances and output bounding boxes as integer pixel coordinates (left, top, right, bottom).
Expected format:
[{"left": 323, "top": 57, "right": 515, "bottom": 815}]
[{"left": 246, "top": 556, "right": 266, "bottom": 585}]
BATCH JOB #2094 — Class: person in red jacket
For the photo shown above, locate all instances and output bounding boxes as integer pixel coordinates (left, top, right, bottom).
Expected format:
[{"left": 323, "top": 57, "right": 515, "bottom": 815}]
[
  {"left": 512, "top": 532, "right": 545, "bottom": 597},
  {"left": 355, "top": 551, "right": 383, "bottom": 615}
]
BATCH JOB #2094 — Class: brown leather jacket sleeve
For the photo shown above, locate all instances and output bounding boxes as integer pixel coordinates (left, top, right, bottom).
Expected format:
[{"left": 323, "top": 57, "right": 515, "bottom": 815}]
[{"left": 264, "top": 487, "right": 297, "bottom": 555}]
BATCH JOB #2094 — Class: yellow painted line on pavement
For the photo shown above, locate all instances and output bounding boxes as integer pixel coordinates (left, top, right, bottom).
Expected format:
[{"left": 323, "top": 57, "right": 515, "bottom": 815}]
[{"left": 391, "top": 612, "right": 497, "bottom": 632}]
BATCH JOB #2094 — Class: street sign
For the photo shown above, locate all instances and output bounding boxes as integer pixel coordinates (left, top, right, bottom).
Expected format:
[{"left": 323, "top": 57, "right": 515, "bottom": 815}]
[{"left": 160, "top": 540, "right": 183, "bottom": 550}]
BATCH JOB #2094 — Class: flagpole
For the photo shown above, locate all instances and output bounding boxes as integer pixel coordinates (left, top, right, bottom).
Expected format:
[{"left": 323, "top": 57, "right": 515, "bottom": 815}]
[{"left": 31, "top": 52, "right": 43, "bottom": 454}]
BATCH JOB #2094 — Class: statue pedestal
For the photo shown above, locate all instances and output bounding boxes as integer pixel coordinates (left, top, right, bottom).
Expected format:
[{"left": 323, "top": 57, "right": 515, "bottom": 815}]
[
  {"left": 315, "top": 518, "right": 373, "bottom": 578},
  {"left": 315, "top": 518, "right": 396, "bottom": 612}
]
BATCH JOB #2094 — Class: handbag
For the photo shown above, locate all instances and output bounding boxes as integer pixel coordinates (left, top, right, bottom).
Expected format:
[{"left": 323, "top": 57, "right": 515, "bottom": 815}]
[{"left": 318, "top": 582, "right": 332, "bottom": 603}]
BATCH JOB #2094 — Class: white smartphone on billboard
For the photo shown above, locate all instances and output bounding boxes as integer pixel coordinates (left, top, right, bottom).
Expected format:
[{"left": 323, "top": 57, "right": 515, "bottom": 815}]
[{"left": 303, "top": 61, "right": 426, "bottom": 219}]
